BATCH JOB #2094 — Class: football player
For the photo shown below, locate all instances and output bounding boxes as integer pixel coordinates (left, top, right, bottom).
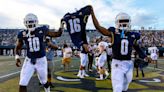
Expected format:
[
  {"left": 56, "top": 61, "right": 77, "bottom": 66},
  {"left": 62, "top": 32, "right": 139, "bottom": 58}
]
[
  {"left": 105, "top": 36, "right": 113, "bottom": 72},
  {"left": 62, "top": 43, "right": 73, "bottom": 71},
  {"left": 148, "top": 45, "right": 159, "bottom": 68},
  {"left": 87, "top": 44, "right": 94, "bottom": 72},
  {"left": 90, "top": 6, "right": 152, "bottom": 92},
  {"left": 61, "top": 5, "right": 91, "bottom": 78},
  {"left": 45, "top": 36, "right": 58, "bottom": 87},
  {"left": 96, "top": 41, "right": 109, "bottom": 80},
  {"left": 134, "top": 58, "right": 147, "bottom": 78},
  {"left": 15, "top": 13, "right": 63, "bottom": 92}
]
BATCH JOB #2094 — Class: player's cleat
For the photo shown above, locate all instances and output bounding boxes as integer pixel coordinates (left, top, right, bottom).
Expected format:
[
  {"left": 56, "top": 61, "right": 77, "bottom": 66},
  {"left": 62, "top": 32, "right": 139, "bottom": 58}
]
[
  {"left": 77, "top": 70, "right": 82, "bottom": 77},
  {"left": 77, "top": 73, "right": 84, "bottom": 78},
  {"left": 82, "top": 70, "right": 89, "bottom": 77},
  {"left": 96, "top": 78, "right": 104, "bottom": 80},
  {"left": 89, "top": 69, "right": 93, "bottom": 72},
  {"left": 79, "top": 75, "right": 84, "bottom": 79},
  {"left": 77, "top": 73, "right": 81, "bottom": 77},
  {"left": 105, "top": 73, "right": 109, "bottom": 79},
  {"left": 84, "top": 73, "right": 89, "bottom": 77},
  {"left": 44, "top": 87, "right": 50, "bottom": 92}
]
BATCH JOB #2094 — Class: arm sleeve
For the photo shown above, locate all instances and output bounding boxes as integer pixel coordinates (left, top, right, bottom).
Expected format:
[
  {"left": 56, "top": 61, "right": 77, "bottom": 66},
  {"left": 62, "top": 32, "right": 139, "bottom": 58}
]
[{"left": 17, "top": 31, "right": 23, "bottom": 39}]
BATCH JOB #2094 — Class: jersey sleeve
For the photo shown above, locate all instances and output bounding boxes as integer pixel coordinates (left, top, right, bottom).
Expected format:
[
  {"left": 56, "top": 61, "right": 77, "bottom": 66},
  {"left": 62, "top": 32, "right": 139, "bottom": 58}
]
[
  {"left": 134, "top": 32, "right": 141, "bottom": 40},
  {"left": 40, "top": 25, "right": 49, "bottom": 35},
  {"left": 131, "top": 32, "right": 141, "bottom": 45},
  {"left": 17, "top": 31, "right": 23, "bottom": 39},
  {"left": 108, "top": 27, "right": 115, "bottom": 33},
  {"left": 62, "top": 13, "right": 68, "bottom": 21}
]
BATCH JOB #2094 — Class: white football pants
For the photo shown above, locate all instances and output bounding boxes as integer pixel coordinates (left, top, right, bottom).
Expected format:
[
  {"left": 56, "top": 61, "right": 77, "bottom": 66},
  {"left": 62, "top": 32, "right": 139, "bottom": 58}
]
[
  {"left": 97, "top": 52, "right": 107, "bottom": 68},
  {"left": 80, "top": 53, "right": 88, "bottom": 67},
  {"left": 111, "top": 59, "right": 133, "bottom": 92},
  {"left": 19, "top": 56, "right": 47, "bottom": 86},
  {"left": 150, "top": 53, "right": 158, "bottom": 60}
]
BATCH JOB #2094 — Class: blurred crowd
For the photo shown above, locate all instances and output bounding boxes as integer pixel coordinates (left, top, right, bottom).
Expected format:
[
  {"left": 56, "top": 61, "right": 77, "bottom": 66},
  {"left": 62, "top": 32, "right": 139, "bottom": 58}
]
[
  {"left": 0, "top": 29, "right": 163, "bottom": 47},
  {"left": 140, "top": 30, "right": 164, "bottom": 47},
  {"left": 0, "top": 29, "right": 18, "bottom": 46}
]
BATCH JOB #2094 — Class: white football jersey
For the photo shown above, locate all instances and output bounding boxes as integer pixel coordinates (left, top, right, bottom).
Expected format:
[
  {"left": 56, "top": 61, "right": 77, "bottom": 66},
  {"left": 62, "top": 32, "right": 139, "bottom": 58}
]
[
  {"left": 148, "top": 46, "right": 159, "bottom": 54},
  {"left": 63, "top": 47, "right": 72, "bottom": 58},
  {"left": 106, "top": 47, "right": 112, "bottom": 56}
]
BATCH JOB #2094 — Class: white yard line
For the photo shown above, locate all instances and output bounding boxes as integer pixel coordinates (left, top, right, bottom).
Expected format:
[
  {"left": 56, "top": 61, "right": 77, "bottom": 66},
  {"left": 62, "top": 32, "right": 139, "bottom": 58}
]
[
  {"left": 158, "top": 59, "right": 164, "bottom": 60},
  {"left": 149, "top": 67, "right": 164, "bottom": 76},
  {"left": 54, "top": 59, "right": 61, "bottom": 62},
  {"left": 0, "top": 71, "right": 20, "bottom": 79},
  {"left": 0, "top": 59, "right": 61, "bottom": 80},
  {"left": 147, "top": 67, "right": 164, "bottom": 71}
]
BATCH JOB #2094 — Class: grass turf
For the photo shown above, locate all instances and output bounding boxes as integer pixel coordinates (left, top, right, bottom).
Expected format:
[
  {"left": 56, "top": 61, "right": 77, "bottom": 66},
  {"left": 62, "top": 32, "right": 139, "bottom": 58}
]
[{"left": 0, "top": 56, "right": 164, "bottom": 92}]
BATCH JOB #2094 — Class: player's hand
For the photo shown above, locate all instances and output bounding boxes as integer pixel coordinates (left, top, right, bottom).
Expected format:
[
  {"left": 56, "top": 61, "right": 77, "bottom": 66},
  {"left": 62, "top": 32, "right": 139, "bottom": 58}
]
[
  {"left": 60, "top": 19, "right": 65, "bottom": 29},
  {"left": 89, "top": 5, "right": 93, "bottom": 13},
  {"left": 144, "top": 57, "right": 152, "bottom": 63},
  {"left": 16, "top": 59, "right": 21, "bottom": 67}
]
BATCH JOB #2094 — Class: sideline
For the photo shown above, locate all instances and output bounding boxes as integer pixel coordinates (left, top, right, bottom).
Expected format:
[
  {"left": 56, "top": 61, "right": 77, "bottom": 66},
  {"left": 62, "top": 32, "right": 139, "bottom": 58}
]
[{"left": 0, "top": 71, "right": 20, "bottom": 79}]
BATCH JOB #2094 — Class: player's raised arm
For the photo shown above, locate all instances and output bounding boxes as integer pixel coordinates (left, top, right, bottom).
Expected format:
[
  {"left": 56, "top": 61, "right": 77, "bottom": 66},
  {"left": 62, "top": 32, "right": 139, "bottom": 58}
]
[
  {"left": 15, "top": 38, "right": 23, "bottom": 67},
  {"left": 90, "top": 6, "right": 111, "bottom": 36},
  {"left": 47, "top": 27, "right": 63, "bottom": 37},
  {"left": 46, "top": 37, "right": 58, "bottom": 50}
]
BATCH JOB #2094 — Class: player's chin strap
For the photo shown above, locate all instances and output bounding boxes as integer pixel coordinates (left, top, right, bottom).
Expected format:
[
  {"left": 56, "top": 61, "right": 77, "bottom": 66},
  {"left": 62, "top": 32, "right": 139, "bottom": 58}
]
[{"left": 121, "top": 28, "right": 125, "bottom": 38}]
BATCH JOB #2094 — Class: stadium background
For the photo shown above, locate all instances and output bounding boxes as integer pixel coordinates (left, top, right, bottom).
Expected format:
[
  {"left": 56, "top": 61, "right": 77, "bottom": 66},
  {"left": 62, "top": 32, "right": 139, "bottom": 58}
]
[
  {"left": 0, "top": 29, "right": 163, "bottom": 57},
  {"left": 0, "top": 29, "right": 164, "bottom": 92}
]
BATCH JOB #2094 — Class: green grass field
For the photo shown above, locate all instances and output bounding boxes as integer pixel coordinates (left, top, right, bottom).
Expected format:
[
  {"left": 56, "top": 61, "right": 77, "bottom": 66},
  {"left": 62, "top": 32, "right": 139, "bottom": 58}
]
[{"left": 0, "top": 56, "right": 164, "bottom": 92}]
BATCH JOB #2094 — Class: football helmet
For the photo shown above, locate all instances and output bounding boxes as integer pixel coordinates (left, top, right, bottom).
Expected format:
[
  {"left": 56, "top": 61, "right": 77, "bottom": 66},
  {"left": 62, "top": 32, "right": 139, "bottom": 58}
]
[
  {"left": 24, "top": 13, "right": 38, "bottom": 31},
  {"left": 98, "top": 41, "right": 108, "bottom": 52},
  {"left": 115, "top": 12, "right": 131, "bottom": 30}
]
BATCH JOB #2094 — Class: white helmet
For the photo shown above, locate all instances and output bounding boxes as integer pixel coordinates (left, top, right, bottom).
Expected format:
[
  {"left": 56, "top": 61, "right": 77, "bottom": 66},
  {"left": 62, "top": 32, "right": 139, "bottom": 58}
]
[
  {"left": 115, "top": 12, "right": 131, "bottom": 30},
  {"left": 24, "top": 13, "right": 38, "bottom": 31},
  {"left": 98, "top": 41, "right": 108, "bottom": 48}
]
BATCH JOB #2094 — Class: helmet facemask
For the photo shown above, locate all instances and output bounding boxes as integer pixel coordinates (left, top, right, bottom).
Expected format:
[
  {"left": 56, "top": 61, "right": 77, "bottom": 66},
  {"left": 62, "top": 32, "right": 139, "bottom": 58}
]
[
  {"left": 115, "top": 13, "right": 131, "bottom": 31},
  {"left": 24, "top": 13, "right": 38, "bottom": 32},
  {"left": 117, "top": 19, "right": 131, "bottom": 30}
]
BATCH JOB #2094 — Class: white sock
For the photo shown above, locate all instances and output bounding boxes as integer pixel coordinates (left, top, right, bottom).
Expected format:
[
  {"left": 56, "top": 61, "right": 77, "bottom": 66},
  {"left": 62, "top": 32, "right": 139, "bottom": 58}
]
[
  {"left": 77, "top": 70, "right": 82, "bottom": 76},
  {"left": 105, "top": 70, "right": 109, "bottom": 76},
  {"left": 82, "top": 70, "right": 85, "bottom": 75},
  {"left": 44, "top": 87, "right": 50, "bottom": 92},
  {"left": 100, "top": 74, "right": 103, "bottom": 79}
]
